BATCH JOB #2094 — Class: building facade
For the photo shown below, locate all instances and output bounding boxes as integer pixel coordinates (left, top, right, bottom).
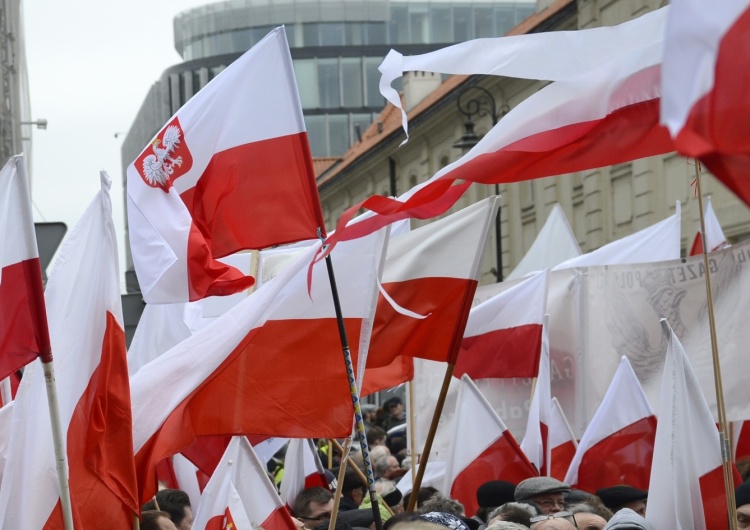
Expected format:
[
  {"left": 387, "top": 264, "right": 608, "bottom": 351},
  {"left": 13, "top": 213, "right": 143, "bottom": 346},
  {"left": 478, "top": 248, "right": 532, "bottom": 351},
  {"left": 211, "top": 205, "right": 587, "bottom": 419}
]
[{"left": 317, "top": 0, "right": 750, "bottom": 287}]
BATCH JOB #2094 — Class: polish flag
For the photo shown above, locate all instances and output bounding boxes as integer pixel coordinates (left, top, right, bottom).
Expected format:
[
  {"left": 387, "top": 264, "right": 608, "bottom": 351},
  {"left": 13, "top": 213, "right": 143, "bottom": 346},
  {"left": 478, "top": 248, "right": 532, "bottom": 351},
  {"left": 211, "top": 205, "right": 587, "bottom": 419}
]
[
  {"left": 646, "top": 320, "right": 741, "bottom": 530},
  {"left": 520, "top": 318, "right": 551, "bottom": 475},
  {"left": 454, "top": 269, "right": 548, "bottom": 380},
  {"left": 127, "top": 26, "right": 324, "bottom": 304},
  {"left": 565, "top": 356, "right": 656, "bottom": 493},
  {"left": 320, "top": 8, "right": 672, "bottom": 253},
  {"left": 361, "top": 356, "right": 413, "bottom": 397},
  {"left": 131, "top": 228, "right": 386, "bottom": 503},
  {"left": 0, "top": 402, "right": 12, "bottom": 484},
  {"left": 0, "top": 173, "right": 138, "bottom": 528},
  {"left": 361, "top": 197, "right": 498, "bottom": 394},
  {"left": 549, "top": 398, "right": 577, "bottom": 482},
  {"left": 279, "top": 439, "right": 329, "bottom": 509},
  {"left": 193, "top": 437, "right": 297, "bottom": 530},
  {"left": 0, "top": 154, "right": 51, "bottom": 381},
  {"left": 661, "top": 0, "right": 750, "bottom": 207},
  {"left": 689, "top": 197, "right": 728, "bottom": 256},
  {"left": 443, "top": 375, "right": 538, "bottom": 517}
]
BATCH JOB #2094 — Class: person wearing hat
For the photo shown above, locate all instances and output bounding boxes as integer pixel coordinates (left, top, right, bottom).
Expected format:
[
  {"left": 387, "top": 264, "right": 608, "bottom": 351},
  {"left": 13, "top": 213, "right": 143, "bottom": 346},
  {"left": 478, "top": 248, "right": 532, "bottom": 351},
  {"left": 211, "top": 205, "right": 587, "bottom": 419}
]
[
  {"left": 376, "top": 396, "right": 406, "bottom": 432},
  {"left": 475, "top": 481, "right": 517, "bottom": 524},
  {"left": 737, "top": 479, "right": 750, "bottom": 529},
  {"left": 595, "top": 485, "right": 648, "bottom": 517},
  {"left": 514, "top": 477, "right": 571, "bottom": 515},
  {"left": 602, "top": 508, "right": 655, "bottom": 530}
]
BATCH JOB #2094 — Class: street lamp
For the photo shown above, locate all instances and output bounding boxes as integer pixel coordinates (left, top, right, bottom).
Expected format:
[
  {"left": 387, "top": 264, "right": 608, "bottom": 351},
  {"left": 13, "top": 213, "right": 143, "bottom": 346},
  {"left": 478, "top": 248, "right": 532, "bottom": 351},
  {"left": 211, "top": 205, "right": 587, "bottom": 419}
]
[
  {"left": 452, "top": 85, "right": 507, "bottom": 281},
  {"left": 20, "top": 119, "right": 48, "bottom": 130}
]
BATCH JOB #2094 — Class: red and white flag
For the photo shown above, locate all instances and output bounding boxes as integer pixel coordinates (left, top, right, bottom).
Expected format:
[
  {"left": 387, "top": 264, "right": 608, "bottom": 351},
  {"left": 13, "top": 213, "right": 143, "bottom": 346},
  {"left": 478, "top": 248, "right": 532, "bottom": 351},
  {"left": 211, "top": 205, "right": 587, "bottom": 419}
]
[
  {"left": 520, "top": 318, "right": 551, "bottom": 475},
  {"left": 549, "top": 398, "right": 577, "bottom": 482},
  {"left": 131, "top": 228, "right": 386, "bottom": 503},
  {"left": 646, "top": 320, "right": 741, "bottom": 530},
  {"left": 192, "top": 437, "right": 298, "bottom": 530},
  {"left": 279, "top": 439, "right": 329, "bottom": 510},
  {"left": 320, "top": 8, "right": 672, "bottom": 253},
  {"left": 661, "top": 0, "right": 750, "bottom": 207},
  {"left": 689, "top": 197, "right": 728, "bottom": 256},
  {"left": 565, "top": 356, "right": 656, "bottom": 492},
  {"left": 0, "top": 173, "right": 138, "bottom": 528},
  {"left": 361, "top": 197, "right": 498, "bottom": 394},
  {"left": 454, "top": 269, "right": 548, "bottom": 380},
  {"left": 443, "top": 375, "right": 538, "bottom": 517},
  {"left": 0, "top": 154, "right": 51, "bottom": 381},
  {"left": 127, "top": 26, "right": 324, "bottom": 303}
]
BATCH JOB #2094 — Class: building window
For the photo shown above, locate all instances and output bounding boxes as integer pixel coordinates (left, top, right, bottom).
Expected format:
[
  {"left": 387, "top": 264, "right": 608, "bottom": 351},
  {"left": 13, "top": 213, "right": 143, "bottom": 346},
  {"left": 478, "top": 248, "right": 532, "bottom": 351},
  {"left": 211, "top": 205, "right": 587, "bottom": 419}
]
[
  {"left": 294, "top": 59, "right": 319, "bottom": 109},
  {"left": 318, "top": 58, "right": 341, "bottom": 108},
  {"left": 321, "top": 22, "right": 345, "bottom": 46},
  {"left": 453, "top": 6, "right": 473, "bottom": 42},
  {"left": 431, "top": 6, "right": 452, "bottom": 42},
  {"left": 302, "top": 22, "right": 321, "bottom": 47},
  {"left": 306, "top": 115, "right": 327, "bottom": 157},
  {"left": 341, "top": 58, "right": 363, "bottom": 107}
]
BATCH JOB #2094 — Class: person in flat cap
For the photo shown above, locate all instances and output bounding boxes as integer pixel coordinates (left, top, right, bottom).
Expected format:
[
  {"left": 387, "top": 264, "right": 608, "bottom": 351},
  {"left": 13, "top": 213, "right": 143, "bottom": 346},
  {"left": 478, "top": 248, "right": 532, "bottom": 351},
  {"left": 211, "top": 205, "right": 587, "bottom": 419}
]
[
  {"left": 595, "top": 485, "right": 648, "bottom": 517},
  {"left": 736, "top": 479, "right": 750, "bottom": 529},
  {"left": 602, "top": 508, "right": 655, "bottom": 530},
  {"left": 514, "top": 477, "right": 571, "bottom": 514},
  {"left": 475, "top": 481, "right": 517, "bottom": 524}
]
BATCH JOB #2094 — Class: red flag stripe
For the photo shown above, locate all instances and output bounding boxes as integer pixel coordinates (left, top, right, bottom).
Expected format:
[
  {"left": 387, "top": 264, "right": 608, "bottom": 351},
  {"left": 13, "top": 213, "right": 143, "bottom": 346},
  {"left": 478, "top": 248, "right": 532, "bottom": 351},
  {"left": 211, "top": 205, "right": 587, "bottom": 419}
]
[
  {"left": 550, "top": 441, "right": 577, "bottom": 481},
  {"left": 44, "top": 313, "right": 137, "bottom": 529},
  {"left": 573, "top": 416, "right": 656, "bottom": 493},
  {"left": 455, "top": 324, "right": 543, "bottom": 379},
  {"left": 134, "top": 318, "right": 360, "bottom": 503}
]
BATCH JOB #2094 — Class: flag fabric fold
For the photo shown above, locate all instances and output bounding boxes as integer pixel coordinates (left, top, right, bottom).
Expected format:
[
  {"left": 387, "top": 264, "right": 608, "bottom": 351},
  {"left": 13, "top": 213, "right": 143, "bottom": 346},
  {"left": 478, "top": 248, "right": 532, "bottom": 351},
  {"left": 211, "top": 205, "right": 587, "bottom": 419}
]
[
  {"left": 0, "top": 154, "right": 51, "bottom": 380},
  {"left": 379, "top": 7, "right": 668, "bottom": 141},
  {"left": 564, "top": 356, "right": 656, "bottom": 492},
  {"left": 520, "top": 318, "right": 551, "bottom": 475},
  {"left": 0, "top": 172, "right": 138, "bottom": 529},
  {"left": 192, "top": 436, "right": 298, "bottom": 530},
  {"left": 279, "top": 439, "right": 329, "bottom": 510},
  {"left": 127, "top": 26, "right": 324, "bottom": 304},
  {"left": 455, "top": 269, "right": 548, "bottom": 380},
  {"left": 131, "top": 228, "right": 386, "bottom": 503},
  {"left": 443, "top": 375, "right": 538, "bottom": 517},
  {"left": 362, "top": 197, "right": 498, "bottom": 395},
  {"left": 646, "top": 321, "right": 741, "bottom": 530},
  {"left": 661, "top": 0, "right": 750, "bottom": 207},
  {"left": 321, "top": 8, "right": 672, "bottom": 255}
]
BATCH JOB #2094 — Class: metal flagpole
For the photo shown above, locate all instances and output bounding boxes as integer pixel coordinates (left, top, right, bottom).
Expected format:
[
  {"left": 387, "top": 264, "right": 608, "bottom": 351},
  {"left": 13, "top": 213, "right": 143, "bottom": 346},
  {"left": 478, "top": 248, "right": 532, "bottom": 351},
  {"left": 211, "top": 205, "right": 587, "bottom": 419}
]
[
  {"left": 692, "top": 160, "right": 738, "bottom": 530},
  {"left": 320, "top": 232, "right": 384, "bottom": 530}
]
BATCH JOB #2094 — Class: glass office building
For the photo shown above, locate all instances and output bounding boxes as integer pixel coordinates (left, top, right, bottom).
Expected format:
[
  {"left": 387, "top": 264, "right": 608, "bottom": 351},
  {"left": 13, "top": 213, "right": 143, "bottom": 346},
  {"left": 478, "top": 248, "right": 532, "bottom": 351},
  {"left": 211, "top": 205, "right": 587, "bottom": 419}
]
[{"left": 132, "top": 0, "right": 536, "bottom": 160}]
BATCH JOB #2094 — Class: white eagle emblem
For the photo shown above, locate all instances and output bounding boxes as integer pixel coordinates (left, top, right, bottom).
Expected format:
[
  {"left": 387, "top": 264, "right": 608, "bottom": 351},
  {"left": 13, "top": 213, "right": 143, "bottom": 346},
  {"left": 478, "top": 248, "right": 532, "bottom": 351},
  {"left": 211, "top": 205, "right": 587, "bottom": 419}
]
[{"left": 142, "top": 125, "right": 184, "bottom": 187}]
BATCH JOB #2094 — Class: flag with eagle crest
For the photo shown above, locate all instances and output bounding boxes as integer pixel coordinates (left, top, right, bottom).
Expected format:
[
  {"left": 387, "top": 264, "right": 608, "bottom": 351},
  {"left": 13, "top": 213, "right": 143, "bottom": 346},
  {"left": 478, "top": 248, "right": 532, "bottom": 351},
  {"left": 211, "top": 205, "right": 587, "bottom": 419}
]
[{"left": 127, "top": 26, "right": 324, "bottom": 303}]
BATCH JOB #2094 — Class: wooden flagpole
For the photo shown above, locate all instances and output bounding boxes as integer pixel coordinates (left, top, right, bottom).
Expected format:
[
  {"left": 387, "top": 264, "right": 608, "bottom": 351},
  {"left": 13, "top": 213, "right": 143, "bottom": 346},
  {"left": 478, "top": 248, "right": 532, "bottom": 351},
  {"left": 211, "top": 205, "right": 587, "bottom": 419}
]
[
  {"left": 328, "top": 437, "right": 352, "bottom": 530},
  {"left": 406, "top": 362, "right": 455, "bottom": 512},
  {"left": 552, "top": 397, "right": 579, "bottom": 450},
  {"left": 692, "top": 160, "right": 738, "bottom": 530},
  {"left": 320, "top": 232, "right": 384, "bottom": 530},
  {"left": 407, "top": 381, "right": 418, "bottom": 498},
  {"left": 42, "top": 359, "right": 75, "bottom": 530}
]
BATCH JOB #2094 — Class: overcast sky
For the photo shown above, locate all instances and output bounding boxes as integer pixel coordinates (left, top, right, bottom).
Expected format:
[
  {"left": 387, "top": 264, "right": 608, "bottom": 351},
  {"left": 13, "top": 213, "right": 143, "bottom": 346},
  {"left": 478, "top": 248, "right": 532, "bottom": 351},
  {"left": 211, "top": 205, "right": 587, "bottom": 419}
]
[{"left": 23, "top": 0, "right": 208, "bottom": 287}]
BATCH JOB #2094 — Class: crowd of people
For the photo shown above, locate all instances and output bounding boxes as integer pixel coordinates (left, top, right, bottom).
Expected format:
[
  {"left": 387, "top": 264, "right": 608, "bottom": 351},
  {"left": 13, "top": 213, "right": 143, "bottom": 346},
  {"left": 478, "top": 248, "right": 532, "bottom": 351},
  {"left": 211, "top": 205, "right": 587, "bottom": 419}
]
[{"left": 138, "top": 397, "right": 750, "bottom": 530}]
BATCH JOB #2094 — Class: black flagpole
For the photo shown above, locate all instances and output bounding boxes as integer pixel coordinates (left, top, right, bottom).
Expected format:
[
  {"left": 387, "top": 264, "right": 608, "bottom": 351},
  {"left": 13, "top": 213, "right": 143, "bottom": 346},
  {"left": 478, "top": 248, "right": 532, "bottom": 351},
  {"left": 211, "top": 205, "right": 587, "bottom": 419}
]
[{"left": 320, "top": 231, "right": 384, "bottom": 530}]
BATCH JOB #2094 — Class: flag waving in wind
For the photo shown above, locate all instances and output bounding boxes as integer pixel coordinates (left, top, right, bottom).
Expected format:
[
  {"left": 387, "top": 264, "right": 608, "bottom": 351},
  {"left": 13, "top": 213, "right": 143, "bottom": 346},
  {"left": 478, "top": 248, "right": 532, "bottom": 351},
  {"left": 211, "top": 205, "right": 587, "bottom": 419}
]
[
  {"left": 0, "top": 173, "right": 138, "bottom": 529},
  {"left": 127, "top": 27, "right": 324, "bottom": 303},
  {"left": 646, "top": 321, "right": 741, "bottom": 530},
  {"left": 0, "top": 154, "right": 51, "bottom": 380},
  {"left": 192, "top": 437, "right": 297, "bottom": 530},
  {"left": 318, "top": 8, "right": 673, "bottom": 256}
]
